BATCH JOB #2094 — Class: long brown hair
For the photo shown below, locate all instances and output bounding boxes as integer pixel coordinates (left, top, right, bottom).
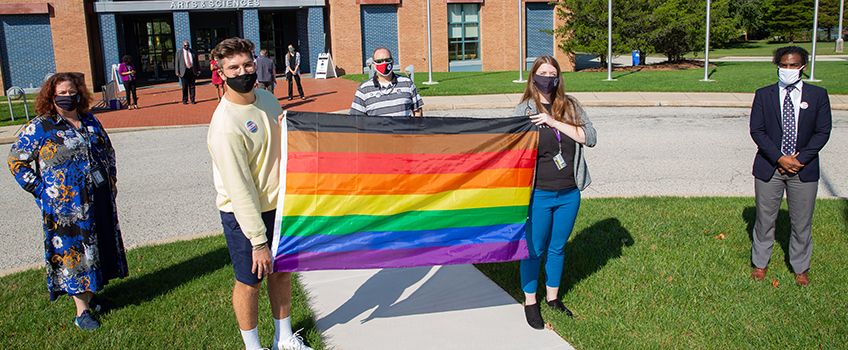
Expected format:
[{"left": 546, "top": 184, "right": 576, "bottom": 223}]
[
  {"left": 519, "top": 55, "right": 584, "bottom": 126},
  {"left": 34, "top": 73, "right": 92, "bottom": 118}
]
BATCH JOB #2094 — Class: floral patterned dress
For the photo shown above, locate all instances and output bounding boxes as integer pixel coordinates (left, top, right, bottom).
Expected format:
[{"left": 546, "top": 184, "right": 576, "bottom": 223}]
[{"left": 7, "top": 113, "right": 128, "bottom": 300}]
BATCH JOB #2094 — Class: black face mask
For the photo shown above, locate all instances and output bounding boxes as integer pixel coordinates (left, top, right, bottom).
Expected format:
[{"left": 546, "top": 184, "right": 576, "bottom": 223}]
[
  {"left": 183, "top": 45, "right": 189, "bottom": 49},
  {"left": 534, "top": 75, "right": 559, "bottom": 95},
  {"left": 55, "top": 94, "right": 81, "bottom": 112},
  {"left": 225, "top": 72, "right": 257, "bottom": 94}
]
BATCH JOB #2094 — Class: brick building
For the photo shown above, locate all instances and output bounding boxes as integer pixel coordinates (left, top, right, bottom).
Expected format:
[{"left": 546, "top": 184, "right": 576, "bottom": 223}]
[{"left": 0, "top": 0, "right": 568, "bottom": 95}]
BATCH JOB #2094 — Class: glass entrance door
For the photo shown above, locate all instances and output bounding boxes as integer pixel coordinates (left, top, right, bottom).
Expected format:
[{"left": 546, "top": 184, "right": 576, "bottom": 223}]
[{"left": 134, "top": 18, "right": 175, "bottom": 81}]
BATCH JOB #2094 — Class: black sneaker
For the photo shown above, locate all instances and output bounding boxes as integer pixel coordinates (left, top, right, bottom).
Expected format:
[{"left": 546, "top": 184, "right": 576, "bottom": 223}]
[
  {"left": 546, "top": 299, "right": 574, "bottom": 318},
  {"left": 74, "top": 310, "right": 100, "bottom": 331},
  {"left": 524, "top": 303, "right": 545, "bottom": 330},
  {"left": 89, "top": 296, "right": 112, "bottom": 315}
]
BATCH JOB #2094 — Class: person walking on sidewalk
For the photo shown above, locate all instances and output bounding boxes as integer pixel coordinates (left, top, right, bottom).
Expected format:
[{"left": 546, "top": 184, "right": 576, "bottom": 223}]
[
  {"left": 119, "top": 55, "right": 139, "bottom": 109},
  {"left": 175, "top": 40, "right": 198, "bottom": 104},
  {"left": 207, "top": 38, "right": 313, "bottom": 350},
  {"left": 256, "top": 49, "right": 276, "bottom": 94},
  {"left": 285, "top": 45, "right": 305, "bottom": 101},
  {"left": 7, "top": 72, "right": 128, "bottom": 331},
  {"left": 350, "top": 46, "right": 423, "bottom": 116},
  {"left": 513, "top": 55, "right": 596, "bottom": 330},
  {"left": 749, "top": 46, "right": 832, "bottom": 287}
]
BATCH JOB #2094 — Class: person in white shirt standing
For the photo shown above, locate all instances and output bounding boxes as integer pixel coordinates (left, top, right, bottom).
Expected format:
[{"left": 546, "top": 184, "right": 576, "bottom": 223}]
[{"left": 207, "top": 37, "right": 313, "bottom": 350}]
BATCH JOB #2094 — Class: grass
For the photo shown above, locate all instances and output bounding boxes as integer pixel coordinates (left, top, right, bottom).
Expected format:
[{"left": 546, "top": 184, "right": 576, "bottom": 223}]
[
  {"left": 0, "top": 101, "right": 35, "bottom": 127},
  {"left": 681, "top": 40, "right": 847, "bottom": 59},
  {"left": 344, "top": 61, "right": 848, "bottom": 95},
  {"left": 2, "top": 198, "right": 845, "bottom": 348},
  {"left": 0, "top": 235, "right": 327, "bottom": 349},
  {"left": 476, "top": 197, "right": 848, "bottom": 349}
]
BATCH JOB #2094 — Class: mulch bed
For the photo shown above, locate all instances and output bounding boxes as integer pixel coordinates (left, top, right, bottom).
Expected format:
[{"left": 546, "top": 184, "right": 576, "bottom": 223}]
[{"left": 579, "top": 60, "right": 717, "bottom": 72}]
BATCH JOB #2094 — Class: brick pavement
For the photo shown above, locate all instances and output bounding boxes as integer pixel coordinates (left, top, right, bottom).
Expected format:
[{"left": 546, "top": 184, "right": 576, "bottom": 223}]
[{"left": 91, "top": 77, "right": 360, "bottom": 129}]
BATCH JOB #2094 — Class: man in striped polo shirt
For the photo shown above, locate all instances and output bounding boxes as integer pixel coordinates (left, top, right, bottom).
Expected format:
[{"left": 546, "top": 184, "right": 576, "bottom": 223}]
[{"left": 350, "top": 47, "right": 424, "bottom": 117}]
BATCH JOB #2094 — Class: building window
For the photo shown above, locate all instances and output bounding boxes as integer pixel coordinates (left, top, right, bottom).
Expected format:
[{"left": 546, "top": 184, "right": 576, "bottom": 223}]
[
  {"left": 448, "top": 4, "right": 479, "bottom": 61},
  {"left": 135, "top": 19, "right": 175, "bottom": 71}
]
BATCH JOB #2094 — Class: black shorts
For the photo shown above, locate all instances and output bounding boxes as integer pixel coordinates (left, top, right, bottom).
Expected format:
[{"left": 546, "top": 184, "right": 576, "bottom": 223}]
[{"left": 221, "top": 210, "right": 276, "bottom": 285}]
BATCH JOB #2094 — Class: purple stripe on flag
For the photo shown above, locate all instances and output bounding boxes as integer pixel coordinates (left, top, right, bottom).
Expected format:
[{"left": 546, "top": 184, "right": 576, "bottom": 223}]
[{"left": 274, "top": 240, "right": 528, "bottom": 272}]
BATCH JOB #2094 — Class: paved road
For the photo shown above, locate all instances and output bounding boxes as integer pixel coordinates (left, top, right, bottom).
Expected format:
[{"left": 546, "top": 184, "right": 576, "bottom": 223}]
[{"left": 2, "top": 106, "right": 845, "bottom": 271}]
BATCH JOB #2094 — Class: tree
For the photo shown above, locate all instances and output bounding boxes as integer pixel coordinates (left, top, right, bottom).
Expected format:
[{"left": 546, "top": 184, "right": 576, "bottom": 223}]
[
  {"left": 555, "top": 0, "right": 745, "bottom": 64},
  {"left": 767, "top": 0, "right": 815, "bottom": 41},
  {"left": 554, "top": 0, "right": 628, "bottom": 66}
]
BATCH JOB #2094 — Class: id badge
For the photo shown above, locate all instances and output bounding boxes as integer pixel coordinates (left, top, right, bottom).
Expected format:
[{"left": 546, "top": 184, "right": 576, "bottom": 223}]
[
  {"left": 90, "top": 163, "right": 107, "bottom": 188},
  {"left": 553, "top": 153, "right": 567, "bottom": 170}
]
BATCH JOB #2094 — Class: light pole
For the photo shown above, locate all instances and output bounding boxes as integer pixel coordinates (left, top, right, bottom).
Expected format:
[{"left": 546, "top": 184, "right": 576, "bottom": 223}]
[
  {"left": 424, "top": 0, "right": 438, "bottom": 85},
  {"left": 513, "top": 0, "right": 527, "bottom": 83},
  {"left": 837, "top": 0, "right": 844, "bottom": 52},
  {"left": 603, "top": 0, "right": 617, "bottom": 81},
  {"left": 808, "top": 0, "right": 822, "bottom": 81},
  {"left": 701, "top": 0, "right": 713, "bottom": 82}
]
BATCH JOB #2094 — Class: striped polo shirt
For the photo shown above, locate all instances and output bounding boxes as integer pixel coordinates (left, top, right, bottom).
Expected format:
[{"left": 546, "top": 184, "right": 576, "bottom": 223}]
[{"left": 349, "top": 74, "right": 424, "bottom": 117}]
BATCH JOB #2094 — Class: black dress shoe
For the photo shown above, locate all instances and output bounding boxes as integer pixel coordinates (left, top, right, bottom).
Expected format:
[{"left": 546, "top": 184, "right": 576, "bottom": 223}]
[
  {"left": 190, "top": 101, "right": 196, "bottom": 104},
  {"left": 300, "top": 96, "right": 306, "bottom": 100},
  {"left": 524, "top": 303, "right": 545, "bottom": 330},
  {"left": 182, "top": 101, "right": 188, "bottom": 105},
  {"left": 547, "top": 299, "right": 574, "bottom": 318},
  {"left": 288, "top": 96, "right": 293, "bottom": 101}
]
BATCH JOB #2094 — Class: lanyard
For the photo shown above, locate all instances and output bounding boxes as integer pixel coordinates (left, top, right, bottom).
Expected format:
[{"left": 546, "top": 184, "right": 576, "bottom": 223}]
[{"left": 552, "top": 128, "right": 563, "bottom": 155}]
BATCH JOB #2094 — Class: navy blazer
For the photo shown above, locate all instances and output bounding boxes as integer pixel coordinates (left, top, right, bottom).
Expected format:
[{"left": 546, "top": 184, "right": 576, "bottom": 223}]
[{"left": 750, "top": 82, "right": 832, "bottom": 182}]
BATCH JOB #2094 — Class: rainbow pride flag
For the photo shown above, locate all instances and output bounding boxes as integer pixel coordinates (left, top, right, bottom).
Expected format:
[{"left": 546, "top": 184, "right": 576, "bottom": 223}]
[{"left": 272, "top": 112, "right": 538, "bottom": 272}]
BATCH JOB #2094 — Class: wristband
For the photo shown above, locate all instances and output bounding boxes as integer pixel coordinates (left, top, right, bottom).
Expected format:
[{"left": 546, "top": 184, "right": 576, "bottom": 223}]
[{"left": 252, "top": 243, "right": 267, "bottom": 251}]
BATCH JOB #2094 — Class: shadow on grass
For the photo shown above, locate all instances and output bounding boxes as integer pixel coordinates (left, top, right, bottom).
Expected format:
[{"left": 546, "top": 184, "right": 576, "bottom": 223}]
[
  {"left": 475, "top": 218, "right": 634, "bottom": 302},
  {"left": 743, "top": 206, "right": 793, "bottom": 270},
  {"left": 100, "top": 246, "right": 230, "bottom": 309},
  {"left": 558, "top": 217, "right": 634, "bottom": 296}
]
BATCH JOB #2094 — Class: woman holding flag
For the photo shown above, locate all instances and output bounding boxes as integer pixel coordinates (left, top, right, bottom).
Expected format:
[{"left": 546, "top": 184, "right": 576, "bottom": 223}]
[{"left": 513, "top": 55, "right": 597, "bottom": 330}]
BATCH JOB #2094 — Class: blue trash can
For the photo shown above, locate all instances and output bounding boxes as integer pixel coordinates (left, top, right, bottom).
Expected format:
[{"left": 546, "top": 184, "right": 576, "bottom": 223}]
[{"left": 631, "top": 50, "right": 641, "bottom": 66}]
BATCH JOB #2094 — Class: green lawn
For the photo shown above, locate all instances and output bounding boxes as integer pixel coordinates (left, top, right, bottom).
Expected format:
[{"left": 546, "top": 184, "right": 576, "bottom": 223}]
[
  {"left": 345, "top": 61, "right": 848, "bottom": 96},
  {"left": 0, "top": 101, "right": 35, "bottom": 127},
  {"left": 476, "top": 197, "right": 848, "bottom": 349},
  {"left": 680, "top": 40, "right": 848, "bottom": 59},
  {"left": 2, "top": 198, "right": 845, "bottom": 348},
  {"left": 0, "top": 235, "right": 327, "bottom": 349}
]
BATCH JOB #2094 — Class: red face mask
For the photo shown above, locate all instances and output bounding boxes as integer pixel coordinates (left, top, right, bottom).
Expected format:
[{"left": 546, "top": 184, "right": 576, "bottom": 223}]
[{"left": 374, "top": 62, "right": 393, "bottom": 76}]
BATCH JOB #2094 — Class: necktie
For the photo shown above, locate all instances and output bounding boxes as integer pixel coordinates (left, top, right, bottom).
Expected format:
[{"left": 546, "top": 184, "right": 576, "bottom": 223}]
[
  {"left": 781, "top": 85, "right": 796, "bottom": 155},
  {"left": 184, "top": 49, "right": 192, "bottom": 69}
]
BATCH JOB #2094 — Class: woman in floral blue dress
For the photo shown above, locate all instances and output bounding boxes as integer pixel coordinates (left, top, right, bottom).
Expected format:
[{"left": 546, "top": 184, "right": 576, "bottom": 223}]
[{"left": 7, "top": 73, "right": 128, "bottom": 331}]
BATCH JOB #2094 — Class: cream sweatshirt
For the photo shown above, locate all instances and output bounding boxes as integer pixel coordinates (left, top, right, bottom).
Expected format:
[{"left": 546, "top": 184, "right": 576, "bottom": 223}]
[{"left": 207, "top": 89, "right": 283, "bottom": 245}]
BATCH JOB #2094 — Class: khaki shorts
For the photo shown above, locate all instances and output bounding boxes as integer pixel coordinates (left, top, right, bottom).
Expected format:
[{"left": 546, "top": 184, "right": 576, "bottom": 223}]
[{"left": 257, "top": 81, "right": 275, "bottom": 93}]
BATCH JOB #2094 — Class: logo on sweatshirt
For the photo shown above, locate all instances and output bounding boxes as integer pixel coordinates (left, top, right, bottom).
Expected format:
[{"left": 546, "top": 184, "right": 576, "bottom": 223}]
[{"left": 246, "top": 121, "right": 258, "bottom": 133}]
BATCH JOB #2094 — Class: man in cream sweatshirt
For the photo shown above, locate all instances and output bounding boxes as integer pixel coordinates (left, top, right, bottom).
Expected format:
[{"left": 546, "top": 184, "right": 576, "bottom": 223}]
[{"left": 207, "top": 38, "right": 312, "bottom": 350}]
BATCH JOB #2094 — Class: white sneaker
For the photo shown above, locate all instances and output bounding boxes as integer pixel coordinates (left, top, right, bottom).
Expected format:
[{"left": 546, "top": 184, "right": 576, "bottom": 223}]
[{"left": 273, "top": 329, "right": 314, "bottom": 350}]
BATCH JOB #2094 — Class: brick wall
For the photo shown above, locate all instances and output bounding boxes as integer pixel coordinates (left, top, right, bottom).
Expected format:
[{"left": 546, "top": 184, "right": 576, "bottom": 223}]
[
  {"left": 50, "top": 0, "right": 95, "bottom": 91},
  {"left": 553, "top": 3, "right": 574, "bottom": 72},
  {"left": 480, "top": 1, "right": 520, "bottom": 72},
  {"left": 327, "top": 0, "right": 362, "bottom": 75},
  {"left": 308, "top": 1, "right": 571, "bottom": 75}
]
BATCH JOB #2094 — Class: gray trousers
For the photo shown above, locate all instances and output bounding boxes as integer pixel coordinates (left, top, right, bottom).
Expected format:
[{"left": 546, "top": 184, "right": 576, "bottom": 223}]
[{"left": 752, "top": 169, "right": 818, "bottom": 273}]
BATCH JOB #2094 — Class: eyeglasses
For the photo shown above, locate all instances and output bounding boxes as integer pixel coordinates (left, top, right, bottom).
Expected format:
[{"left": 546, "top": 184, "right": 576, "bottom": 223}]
[{"left": 373, "top": 58, "right": 393, "bottom": 64}]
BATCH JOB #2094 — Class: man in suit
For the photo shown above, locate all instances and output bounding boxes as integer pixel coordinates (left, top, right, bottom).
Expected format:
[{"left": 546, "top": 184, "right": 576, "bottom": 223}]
[
  {"left": 175, "top": 40, "right": 198, "bottom": 104},
  {"left": 749, "top": 46, "right": 832, "bottom": 286}
]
